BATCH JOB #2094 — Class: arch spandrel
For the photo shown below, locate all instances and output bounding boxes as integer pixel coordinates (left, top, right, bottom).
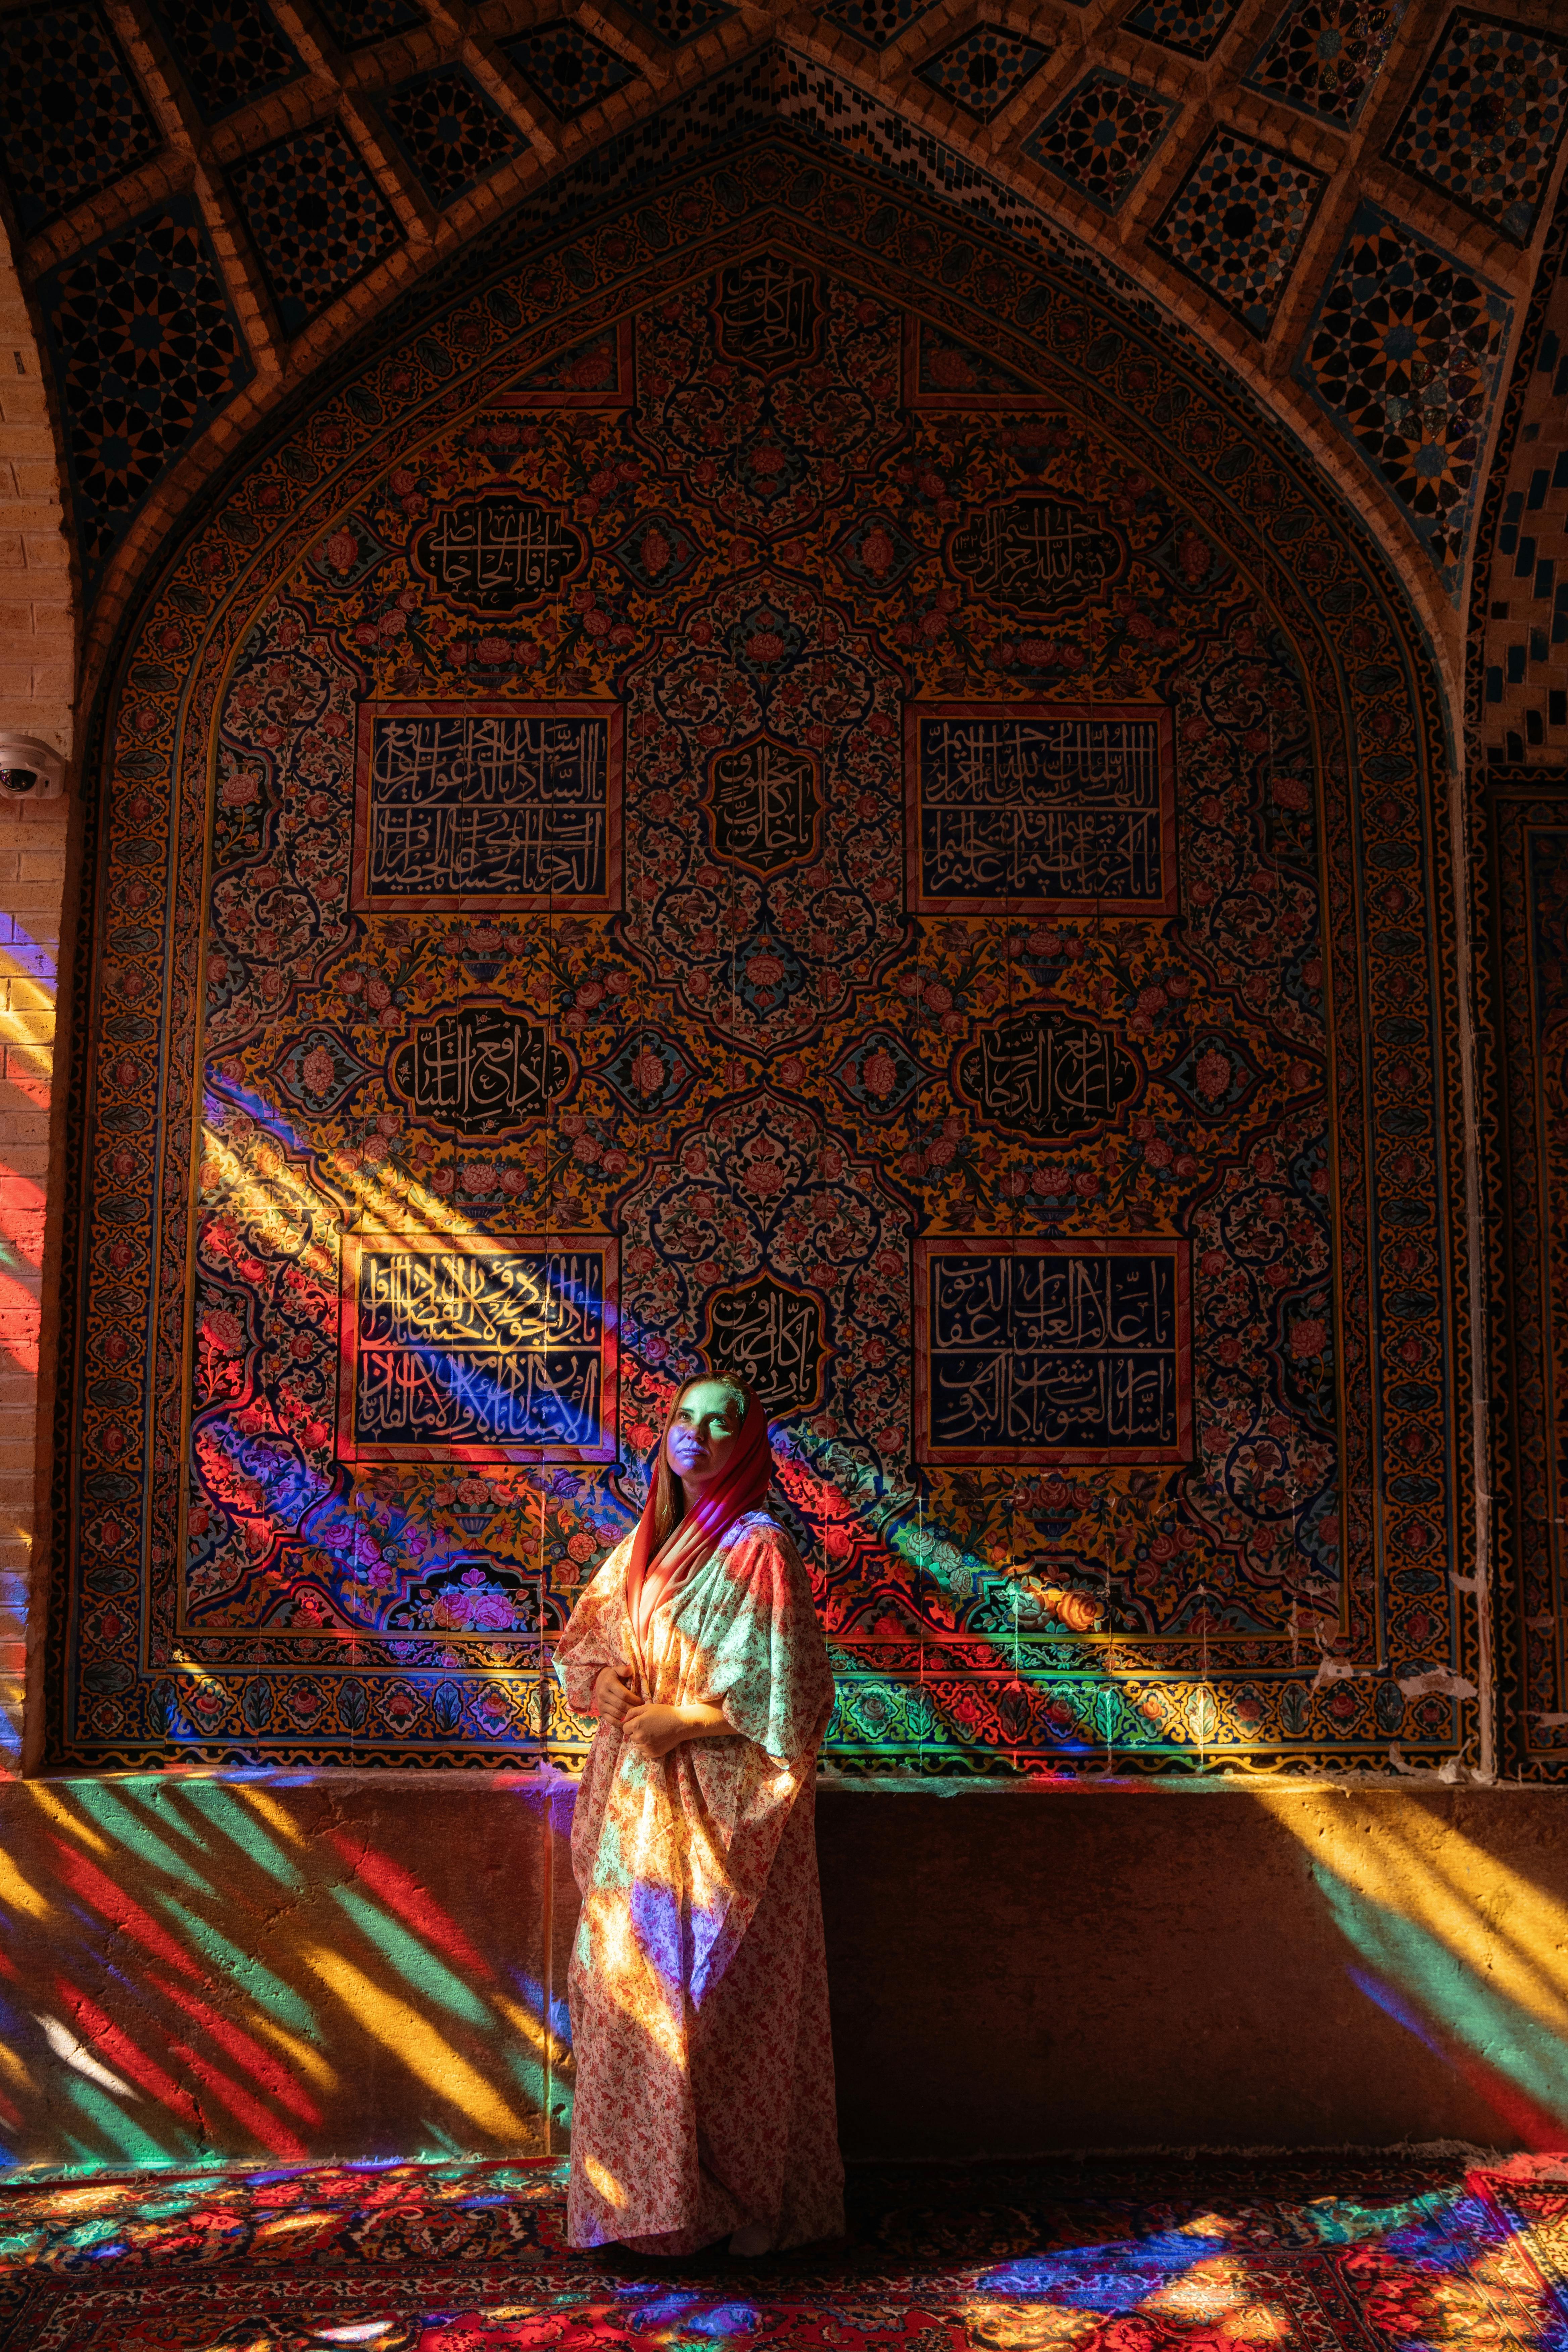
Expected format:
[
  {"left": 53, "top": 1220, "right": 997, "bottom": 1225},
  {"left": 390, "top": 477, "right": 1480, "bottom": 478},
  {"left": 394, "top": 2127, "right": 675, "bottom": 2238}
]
[{"left": 47, "top": 134, "right": 1472, "bottom": 1777}]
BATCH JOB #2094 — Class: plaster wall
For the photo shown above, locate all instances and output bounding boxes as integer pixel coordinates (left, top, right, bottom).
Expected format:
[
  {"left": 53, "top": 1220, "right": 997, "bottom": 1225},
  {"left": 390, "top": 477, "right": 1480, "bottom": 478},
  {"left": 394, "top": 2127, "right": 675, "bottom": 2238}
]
[{"left": 3, "top": 1777, "right": 1566, "bottom": 2175}]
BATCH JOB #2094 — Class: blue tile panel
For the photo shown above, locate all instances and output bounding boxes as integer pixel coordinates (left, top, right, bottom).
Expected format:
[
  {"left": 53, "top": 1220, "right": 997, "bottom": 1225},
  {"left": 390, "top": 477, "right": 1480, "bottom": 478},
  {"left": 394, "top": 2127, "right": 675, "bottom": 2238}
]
[
  {"left": 312, "top": 0, "right": 423, "bottom": 48},
  {"left": 144, "top": 0, "right": 302, "bottom": 124},
  {"left": 0, "top": 4, "right": 162, "bottom": 237},
  {"left": 1150, "top": 130, "right": 1325, "bottom": 335},
  {"left": 1295, "top": 199, "right": 1510, "bottom": 593},
  {"left": 1122, "top": 0, "right": 1239, "bottom": 62},
  {"left": 38, "top": 193, "right": 255, "bottom": 593},
  {"left": 376, "top": 65, "right": 528, "bottom": 209},
  {"left": 1386, "top": 8, "right": 1568, "bottom": 244},
  {"left": 1021, "top": 70, "right": 1180, "bottom": 214},
  {"left": 1245, "top": 0, "right": 1404, "bottom": 128},
  {"left": 916, "top": 28, "right": 1051, "bottom": 122},
  {"left": 501, "top": 24, "right": 637, "bottom": 120},
  {"left": 228, "top": 119, "right": 402, "bottom": 338}
]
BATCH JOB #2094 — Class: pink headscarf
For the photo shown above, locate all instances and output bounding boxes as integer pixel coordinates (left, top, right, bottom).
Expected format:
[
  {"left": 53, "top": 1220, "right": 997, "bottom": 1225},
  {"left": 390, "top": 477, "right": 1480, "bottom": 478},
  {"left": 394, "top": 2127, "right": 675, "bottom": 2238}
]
[{"left": 624, "top": 1380, "right": 772, "bottom": 1657}]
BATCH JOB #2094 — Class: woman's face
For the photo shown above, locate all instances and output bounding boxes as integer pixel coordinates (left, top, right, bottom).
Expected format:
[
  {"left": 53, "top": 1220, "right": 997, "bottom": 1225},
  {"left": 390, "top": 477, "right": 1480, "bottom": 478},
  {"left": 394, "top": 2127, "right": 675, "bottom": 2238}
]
[{"left": 665, "top": 1380, "right": 744, "bottom": 1499}]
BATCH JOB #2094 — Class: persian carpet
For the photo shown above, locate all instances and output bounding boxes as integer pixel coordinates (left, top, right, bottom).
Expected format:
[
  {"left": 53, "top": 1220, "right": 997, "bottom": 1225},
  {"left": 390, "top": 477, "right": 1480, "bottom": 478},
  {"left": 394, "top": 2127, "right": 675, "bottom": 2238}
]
[{"left": 3, "top": 2154, "right": 1568, "bottom": 2352}]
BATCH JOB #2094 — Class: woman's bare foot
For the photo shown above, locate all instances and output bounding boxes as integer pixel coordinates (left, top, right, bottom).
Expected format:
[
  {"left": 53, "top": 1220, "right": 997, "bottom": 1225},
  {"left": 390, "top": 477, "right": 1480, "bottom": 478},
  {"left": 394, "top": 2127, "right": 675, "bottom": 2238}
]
[{"left": 729, "top": 2222, "right": 773, "bottom": 2257}]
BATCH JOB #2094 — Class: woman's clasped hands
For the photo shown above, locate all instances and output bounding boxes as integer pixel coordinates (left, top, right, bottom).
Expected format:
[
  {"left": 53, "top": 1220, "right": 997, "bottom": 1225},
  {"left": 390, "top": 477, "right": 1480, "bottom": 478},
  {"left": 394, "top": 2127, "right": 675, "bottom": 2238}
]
[{"left": 591, "top": 1665, "right": 730, "bottom": 1760}]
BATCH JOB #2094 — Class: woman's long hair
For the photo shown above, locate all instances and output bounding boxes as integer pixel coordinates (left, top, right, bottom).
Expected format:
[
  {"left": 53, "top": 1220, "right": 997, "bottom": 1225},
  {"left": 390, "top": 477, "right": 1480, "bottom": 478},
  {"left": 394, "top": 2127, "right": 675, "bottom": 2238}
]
[{"left": 646, "top": 1369, "right": 753, "bottom": 1550}]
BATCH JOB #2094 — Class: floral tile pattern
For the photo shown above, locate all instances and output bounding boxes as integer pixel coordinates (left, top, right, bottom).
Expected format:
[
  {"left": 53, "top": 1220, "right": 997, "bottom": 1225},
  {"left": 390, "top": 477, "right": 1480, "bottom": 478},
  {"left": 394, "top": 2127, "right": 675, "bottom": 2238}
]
[
  {"left": 1386, "top": 9, "right": 1568, "bottom": 245},
  {"left": 228, "top": 119, "right": 402, "bottom": 338},
  {"left": 1122, "top": 0, "right": 1239, "bottom": 63},
  {"left": 1149, "top": 130, "right": 1326, "bottom": 337},
  {"left": 0, "top": 3, "right": 162, "bottom": 238},
  {"left": 1246, "top": 0, "right": 1404, "bottom": 128},
  {"left": 36, "top": 193, "right": 254, "bottom": 593},
  {"left": 1296, "top": 199, "right": 1510, "bottom": 591},
  {"left": 375, "top": 65, "right": 527, "bottom": 209},
  {"left": 312, "top": 0, "right": 423, "bottom": 48},
  {"left": 915, "top": 28, "right": 1051, "bottom": 121},
  {"left": 144, "top": 0, "right": 302, "bottom": 124},
  {"left": 1021, "top": 69, "right": 1180, "bottom": 212},
  {"left": 502, "top": 23, "right": 637, "bottom": 120}
]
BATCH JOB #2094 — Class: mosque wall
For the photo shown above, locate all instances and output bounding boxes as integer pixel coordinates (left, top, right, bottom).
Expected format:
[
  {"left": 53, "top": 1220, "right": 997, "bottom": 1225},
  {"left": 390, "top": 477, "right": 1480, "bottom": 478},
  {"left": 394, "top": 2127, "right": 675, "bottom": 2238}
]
[
  {"left": 36, "top": 135, "right": 1478, "bottom": 1785},
  {"left": 6, "top": 0, "right": 1568, "bottom": 2179}
]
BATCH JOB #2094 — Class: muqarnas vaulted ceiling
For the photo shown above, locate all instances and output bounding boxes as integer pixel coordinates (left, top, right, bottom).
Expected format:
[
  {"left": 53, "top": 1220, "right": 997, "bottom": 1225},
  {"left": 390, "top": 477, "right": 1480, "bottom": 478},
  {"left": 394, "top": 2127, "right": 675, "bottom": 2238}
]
[{"left": 3, "top": 0, "right": 1566, "bottom": 672}]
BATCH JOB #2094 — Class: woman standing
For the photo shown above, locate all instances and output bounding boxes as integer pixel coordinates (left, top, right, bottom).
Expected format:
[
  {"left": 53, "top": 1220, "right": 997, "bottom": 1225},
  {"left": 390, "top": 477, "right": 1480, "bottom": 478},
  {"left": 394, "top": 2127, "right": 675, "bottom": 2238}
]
[{"left": 553, "top": 1372, "right": 844, "bottom": 2257}]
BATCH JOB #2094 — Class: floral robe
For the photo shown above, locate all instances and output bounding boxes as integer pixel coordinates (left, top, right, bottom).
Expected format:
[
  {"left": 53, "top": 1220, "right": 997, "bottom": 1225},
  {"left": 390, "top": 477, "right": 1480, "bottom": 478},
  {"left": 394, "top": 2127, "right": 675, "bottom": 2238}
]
[{"left": 553, "top": 1510, "right": 844, "bottom": 2253}]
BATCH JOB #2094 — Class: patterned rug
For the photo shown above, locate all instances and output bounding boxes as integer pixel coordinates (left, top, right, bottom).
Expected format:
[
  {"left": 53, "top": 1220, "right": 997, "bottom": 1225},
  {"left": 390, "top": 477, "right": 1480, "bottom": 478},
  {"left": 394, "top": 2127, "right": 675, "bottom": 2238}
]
[{"left": 3, "top": 2155, "right": 1568, "bottom": 2352}]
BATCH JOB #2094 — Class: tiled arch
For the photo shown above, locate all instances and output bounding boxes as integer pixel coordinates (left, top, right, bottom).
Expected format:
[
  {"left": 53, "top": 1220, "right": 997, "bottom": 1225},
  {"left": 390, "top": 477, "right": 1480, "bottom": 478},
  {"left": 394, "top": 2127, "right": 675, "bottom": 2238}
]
[{"left": 0, "top": 0, "right": 1565, "bottom": 714}]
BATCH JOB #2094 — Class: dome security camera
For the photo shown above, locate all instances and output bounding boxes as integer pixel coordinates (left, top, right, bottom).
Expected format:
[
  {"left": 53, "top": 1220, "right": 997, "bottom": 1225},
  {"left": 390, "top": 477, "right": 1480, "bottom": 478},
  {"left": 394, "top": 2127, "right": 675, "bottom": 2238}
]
[{"left": 0, "top": 735, "right": 67, "bottom": 802}]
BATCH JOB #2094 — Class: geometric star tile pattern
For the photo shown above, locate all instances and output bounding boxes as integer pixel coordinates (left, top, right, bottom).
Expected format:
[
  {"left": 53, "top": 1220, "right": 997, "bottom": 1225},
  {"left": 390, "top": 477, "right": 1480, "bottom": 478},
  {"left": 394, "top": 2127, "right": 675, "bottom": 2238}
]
[
  {"left": 227, "top": 119, "right": 401, "bottom": 338},
  {"left": 620, "top": 0, "right": 733, "bottom": 41},
  {"left": 1022, "top": 69, "right": 1180, "bottom": 213},
  {"left": 1122, "top": 0, "right": 1240, "bottom": 62},
  {"left": 1246, "top": 0, "right": 1405, "bottom": 128},
  {"left": 916, "top": 29, "right": 1051, "bottom": 122},
  {"left": 0, "top": 4, "right": 162, "bottom": 238},
  {"left": 312, "top": 0, "right": 422, "bottom": 48},
  {"left": 501, "top": 24, "right": 637, "bottom": 121},
  {"left": 1386, "top": 9, "right": 1568, "bottom": 245},
  {"left": 37, "top": 193, "right": 254, "bottom": 590},
  {"left": 818, "top": 0, "right": 918, "bottom": 47},
  {"left": 1297, "top": 198, "right": 1511, "bottom": 591},
  {"left": 1150, "top": 130, "right": 1326, "bottom": 336},
  {"left": 144, "top": 0, "right": 303, "bottom": 124},
  {"left": 375, "top": 66, "right": 528, "bottom": 209}
]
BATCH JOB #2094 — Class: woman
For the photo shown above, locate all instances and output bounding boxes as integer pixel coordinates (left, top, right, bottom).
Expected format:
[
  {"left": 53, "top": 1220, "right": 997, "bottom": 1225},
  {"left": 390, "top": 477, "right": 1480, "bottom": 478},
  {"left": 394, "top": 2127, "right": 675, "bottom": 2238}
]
[{"left": 553, "top": 1371, "right": 844, "bottom": 2257}]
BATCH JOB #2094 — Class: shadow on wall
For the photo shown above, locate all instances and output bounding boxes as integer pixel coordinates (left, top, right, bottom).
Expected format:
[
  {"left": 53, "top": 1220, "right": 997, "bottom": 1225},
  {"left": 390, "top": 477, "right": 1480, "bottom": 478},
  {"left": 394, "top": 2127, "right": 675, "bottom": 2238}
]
[{"left": 4, "top": 1781, "right": 1568, "bottom": 2172}]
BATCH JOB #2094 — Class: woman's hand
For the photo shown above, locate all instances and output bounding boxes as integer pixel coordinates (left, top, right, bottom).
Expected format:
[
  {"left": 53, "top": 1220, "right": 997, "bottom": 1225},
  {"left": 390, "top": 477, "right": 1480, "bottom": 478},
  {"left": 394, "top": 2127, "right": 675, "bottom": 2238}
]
[
  {"left": 623, "top": 1700, "right": 730, "bottom": 1760},
  {"left": 591, "top": 1665, "right": 640, "bottom": 1725}
]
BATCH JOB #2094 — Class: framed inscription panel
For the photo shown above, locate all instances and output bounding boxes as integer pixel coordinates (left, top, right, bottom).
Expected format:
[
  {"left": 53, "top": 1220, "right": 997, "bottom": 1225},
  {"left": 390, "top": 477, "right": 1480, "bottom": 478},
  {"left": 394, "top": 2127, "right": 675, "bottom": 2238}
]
[
  {"left": 906, "top": 702, "right": 1177, "bottom": 916},
  {"left": 913, "top": 1236, "right": 1190, "bottom": 1466},
  {"left": 338, "top": 1232, "right": 619, "bottom": 1465},
  {"left": 352, "top": 700, "right": 623, "bottom": 912}
]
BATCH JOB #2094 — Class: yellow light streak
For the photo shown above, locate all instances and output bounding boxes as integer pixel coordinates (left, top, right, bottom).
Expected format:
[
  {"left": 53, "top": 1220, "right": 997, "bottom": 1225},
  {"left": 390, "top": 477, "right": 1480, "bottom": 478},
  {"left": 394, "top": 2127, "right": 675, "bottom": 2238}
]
[
  {"left": 0, "top": 1848, "right": 52, "bottom": 1920},
  {"left": 1255, "top": 1792, "right": 1568, "bottom": 2042},
  {"left": 584, "top": 2152, "right": 625, "bottom": 2207},
  {"left": 23, "top": 1783, "right": 112, "bottom": 1855},
  {"left": 296, "top": 1945, "right": 531, "bottom": 2137},
  {"left": 493, "top": 1992, "right": 571, "bottom": 2069},
  {"left": 249, "top": 2013, "right": 337, "bottom": 2088},
  {"left": 237, "top": 1788, "right": 308, "bottom": 1846}
]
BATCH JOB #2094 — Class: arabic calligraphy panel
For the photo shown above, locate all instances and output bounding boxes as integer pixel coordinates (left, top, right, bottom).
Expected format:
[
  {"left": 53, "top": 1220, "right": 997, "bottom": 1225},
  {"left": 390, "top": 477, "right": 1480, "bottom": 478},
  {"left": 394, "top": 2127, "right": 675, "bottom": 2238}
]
[
  {"left": 907, "top": 703, "right": 1177, "bottom": 914},
  {"left": 714, "top": 253, "right": 821, "bottom": 374},
  {"left": 948, "top": 495, "right": 1127, "bottom": 616},
  {"left": 705, "top": 732, "right": 819, "bottom": 876},
  {"left": 390, "top": 1005, "right": 571, "bottom": 1136},
  {"left": 351, "top": 700, "right": 622, "bottom": 911},
  {"left": 958, "top": 1009, "right": 1141, "bottom": 1139},
  {"left": 339, "top": 1233, "right": 618, "bottom": 1464},
  {"left": 414, "top": 492, "right": 586, "bottom": 611},
  {"left": 699, "top": 1271, "right": 827, "bottom": 1416},
  {"left": 914, "top": 1238, "right": 1190, "bottom": 1465}
]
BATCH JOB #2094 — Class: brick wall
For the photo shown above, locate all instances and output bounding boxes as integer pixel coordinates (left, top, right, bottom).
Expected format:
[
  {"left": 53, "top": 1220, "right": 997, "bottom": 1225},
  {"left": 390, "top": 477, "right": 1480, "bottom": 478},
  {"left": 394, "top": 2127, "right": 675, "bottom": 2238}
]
[{"left": 0, "top": 232, "right": 76, "bottom": 1772}]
